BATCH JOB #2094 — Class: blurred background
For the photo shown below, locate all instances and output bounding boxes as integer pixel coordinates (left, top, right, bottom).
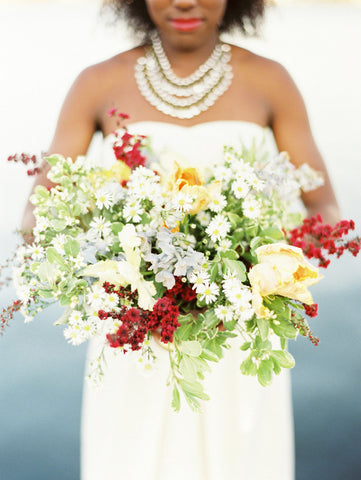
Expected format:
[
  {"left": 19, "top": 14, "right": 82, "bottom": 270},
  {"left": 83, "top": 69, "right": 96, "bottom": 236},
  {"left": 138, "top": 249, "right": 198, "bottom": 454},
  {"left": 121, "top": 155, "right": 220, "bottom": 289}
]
[{"left": 0, "top": 1, "right": 360, "bottom": 479}]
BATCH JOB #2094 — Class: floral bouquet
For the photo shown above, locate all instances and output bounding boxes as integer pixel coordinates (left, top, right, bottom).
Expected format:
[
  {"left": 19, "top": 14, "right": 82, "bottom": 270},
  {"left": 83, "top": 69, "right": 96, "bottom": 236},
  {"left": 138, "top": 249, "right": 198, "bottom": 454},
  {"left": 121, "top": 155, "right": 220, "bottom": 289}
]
[{"left": 2, "top": 118, "right": 360, "bottom": 411}]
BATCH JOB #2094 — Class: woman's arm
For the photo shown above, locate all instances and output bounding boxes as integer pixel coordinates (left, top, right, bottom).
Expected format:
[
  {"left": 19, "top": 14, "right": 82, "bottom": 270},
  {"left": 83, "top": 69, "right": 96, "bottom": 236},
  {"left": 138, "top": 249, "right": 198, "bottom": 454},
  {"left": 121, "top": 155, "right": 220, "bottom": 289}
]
[
  {"left": 21, "top": 67, "right": 100, "bottom": 240},
  {"left": 267, "top": 62, "right": 341, "bottom": 224}
]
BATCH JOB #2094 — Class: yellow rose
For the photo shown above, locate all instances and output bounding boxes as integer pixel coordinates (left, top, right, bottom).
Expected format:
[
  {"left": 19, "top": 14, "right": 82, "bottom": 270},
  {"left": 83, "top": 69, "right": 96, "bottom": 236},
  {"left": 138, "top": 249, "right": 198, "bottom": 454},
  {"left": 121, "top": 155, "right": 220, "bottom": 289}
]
[
  {"left": 167, "top": 162, "right": 221, "bottom": 214},
  {"left": 248, "top": 243, "right": 323, "bottom": 318},
  {"left": 107, "top": 161, "right": 131, "bottom": 183}
]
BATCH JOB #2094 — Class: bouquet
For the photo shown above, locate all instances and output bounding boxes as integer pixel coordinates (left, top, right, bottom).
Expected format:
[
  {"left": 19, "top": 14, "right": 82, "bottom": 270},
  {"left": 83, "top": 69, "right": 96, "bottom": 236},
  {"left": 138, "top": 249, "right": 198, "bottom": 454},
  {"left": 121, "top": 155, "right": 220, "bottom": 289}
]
[{"left": 3, "top": 119, "right": 360, "bottom": 411}]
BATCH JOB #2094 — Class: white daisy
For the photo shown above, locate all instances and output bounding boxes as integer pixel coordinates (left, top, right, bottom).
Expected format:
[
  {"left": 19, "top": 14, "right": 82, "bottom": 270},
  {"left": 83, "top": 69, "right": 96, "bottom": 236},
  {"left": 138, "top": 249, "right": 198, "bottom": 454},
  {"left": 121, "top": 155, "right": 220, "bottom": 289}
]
[
  {"left": 231, "top": 179, "right": 250, "bottom": 199},
  {"left": 206, "top": 214, "right": 231, "bottom": 242},
  {"left": 188, "top": 269, "right": 210, "bottom": 289},
  {"left": 214, "top": 305, "right": 234, "bottom": 323},
  {"left": 89, "top": 216, "right": 112, "bottom": 238},
  {"left": 27, "top": 244, "right": 45, "bottom": 261},
  {"left": 197, "top": 282, "right": 219, "bottom": 304},
  {"left": 243, "top": 196, "right": 261, "bottom": 219},
  {"left": 173, "top": 191, "right": 194, "bottom": 213},
  {"left": 208, "top": 193, "right": 227, "bottom": 213},
  {"left": 216, "top": 238, "right": 232, "bottom": 252},
  {"left": 123, "top": 200, "right": 144, "bottom": 223},
  {"left": 96, "top": 188, "right": 114, "bottom": 210},
  {"left": 196, "top": 211, "right": 211, "bottom": 227}
]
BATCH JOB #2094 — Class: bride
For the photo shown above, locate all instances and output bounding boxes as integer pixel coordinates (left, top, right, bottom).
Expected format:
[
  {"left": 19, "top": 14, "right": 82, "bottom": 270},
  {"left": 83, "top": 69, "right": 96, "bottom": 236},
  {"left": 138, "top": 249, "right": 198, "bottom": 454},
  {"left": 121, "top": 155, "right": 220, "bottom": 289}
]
[{"left": 22, "top": 0, "right": 340, "bottom": 479}]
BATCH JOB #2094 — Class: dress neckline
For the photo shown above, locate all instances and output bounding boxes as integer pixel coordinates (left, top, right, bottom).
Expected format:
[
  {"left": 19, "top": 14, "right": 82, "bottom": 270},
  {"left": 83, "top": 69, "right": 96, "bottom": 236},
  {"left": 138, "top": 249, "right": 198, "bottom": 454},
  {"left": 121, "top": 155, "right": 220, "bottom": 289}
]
[{"left": 103, "top": 120, "right": 271, "bottom": 142}]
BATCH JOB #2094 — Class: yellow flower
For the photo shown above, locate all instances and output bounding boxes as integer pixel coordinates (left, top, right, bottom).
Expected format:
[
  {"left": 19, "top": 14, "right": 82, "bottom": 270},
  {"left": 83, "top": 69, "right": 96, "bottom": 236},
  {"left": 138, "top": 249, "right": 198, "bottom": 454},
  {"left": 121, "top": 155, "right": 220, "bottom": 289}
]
[
  {"left": 166, "top": 162, "right": 221, "bottom": 214},
  {"left": 248, "top": 243, "right": 323, "bottom": 318},
  {"left": 106, "top": 161, "right": 131, "bottom": 183}
]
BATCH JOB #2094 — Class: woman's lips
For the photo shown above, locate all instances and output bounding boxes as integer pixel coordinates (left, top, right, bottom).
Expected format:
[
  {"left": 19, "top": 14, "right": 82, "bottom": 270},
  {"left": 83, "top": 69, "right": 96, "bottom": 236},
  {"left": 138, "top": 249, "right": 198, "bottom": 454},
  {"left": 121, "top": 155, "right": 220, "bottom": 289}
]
[{"left": 170, "top": 18, "right": 204, "bottom": 32}]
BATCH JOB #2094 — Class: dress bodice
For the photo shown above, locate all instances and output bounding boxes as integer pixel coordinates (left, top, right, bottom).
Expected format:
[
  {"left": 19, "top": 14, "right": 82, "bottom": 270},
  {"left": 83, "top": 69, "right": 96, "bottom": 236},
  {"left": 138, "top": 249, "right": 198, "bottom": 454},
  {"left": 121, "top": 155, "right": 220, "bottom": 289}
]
[{"left": 100, "top": 120, "right": 278, "bottom": 179}]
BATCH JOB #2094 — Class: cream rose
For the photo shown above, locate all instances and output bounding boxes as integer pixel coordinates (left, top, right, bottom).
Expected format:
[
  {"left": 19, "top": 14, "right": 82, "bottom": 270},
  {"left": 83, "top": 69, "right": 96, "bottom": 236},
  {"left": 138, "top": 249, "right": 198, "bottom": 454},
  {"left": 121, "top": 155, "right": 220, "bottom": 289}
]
[{"left": 248, "top": 243, "right": 323, "bottom": 318}]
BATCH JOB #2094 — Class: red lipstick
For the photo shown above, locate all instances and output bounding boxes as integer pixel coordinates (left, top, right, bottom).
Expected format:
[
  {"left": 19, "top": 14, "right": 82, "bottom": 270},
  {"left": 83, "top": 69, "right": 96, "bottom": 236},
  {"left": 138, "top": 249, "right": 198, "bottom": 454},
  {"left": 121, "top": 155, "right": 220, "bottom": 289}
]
[{"left": 170, "top": 18, "right": 204, "bottom": 32}]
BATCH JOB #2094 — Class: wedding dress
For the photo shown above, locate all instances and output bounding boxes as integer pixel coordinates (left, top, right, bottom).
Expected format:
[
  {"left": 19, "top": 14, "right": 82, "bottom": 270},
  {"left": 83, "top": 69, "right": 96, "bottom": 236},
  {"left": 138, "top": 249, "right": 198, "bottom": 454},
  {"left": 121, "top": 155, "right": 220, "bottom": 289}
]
[{"left": 81, "top": 121, "right": 295, "bottom": 480}]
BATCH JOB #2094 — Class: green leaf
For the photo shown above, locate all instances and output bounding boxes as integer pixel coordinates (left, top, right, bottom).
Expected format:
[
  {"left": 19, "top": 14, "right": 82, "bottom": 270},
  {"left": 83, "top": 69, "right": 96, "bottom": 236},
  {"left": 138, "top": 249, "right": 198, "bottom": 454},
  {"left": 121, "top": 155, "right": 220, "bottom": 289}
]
[
  {"left": 171, "top": 385, "right": 181, "bottom": 412},
  {"left": 270, "top": 350, "right": 295, "bottom": 369},
  {"left": 111, "top": 222, "right": 124, "bottom": 234},
  {"left": 38, "top": 289, "right": 54, "bottom": 299},
  {"left": 259, "top": 227, "right": 284, "bottom": 240},
  {"left": 202, "top": 309, "right": 220, "bottom": 329},
  {"left": 30, "top": 262, "right": 40, "bottom": 273},
  {"left": 59, "top": 294, "right": 71, "bottom": 306},
  {"left": 256, "top": 318, "right": 270, "bottom": 341},
  {"left": 181, "top": 340, "right": 202, "bottom": 357},
  {"left": 220, "top": 249, "right": 238, "bottom": 260},
  {"left": 209, "top": 262, "right": 219, "bottom": 283},
  {"left": 34, "top": 185, "right": 50, "bottom": 199},
  {"left": 222, "top": 319, "right": 237, "bottom": 331},
  {"left": 203, "top": 338, "right": 223, "bottom": 359},
  {"left": 179, "top": 356, "right": 198, "bottom": 381},
  {"left": 45, "top": 154, "right": 64, "bottom": 166},
  {"left": 257, "top": 359, "right": 273, "bottom": 387},
  {"left": 175, "top": 322, "right": 193, "bottom": 342},
  {"left": 178, "top": 379, "right": 210, "bottom": 400},
  {"left": 271, "top": 319, "right": 298, "bottom": 339},
  {"left": 72, "top": 204, "right": 82, "bottom": 217},
  {"left": 244, "top": 221, "right": 259, "bottom": 238},
  {"left": 240, "top": 341, "right": 252, "bottom": 351},
  {"left": 64, "top": 239, "right": 80, "bottom": 258},
  {"left": 46, "top": 247, "right": 67, "bottom": 268},
  {"left": 222, "top": 258, "right": 246, "bottom": 281},
  {"left": 200, "top": 348, "right": 220, "bottom": 362},
  {"left": 51, "top": 219, "right": 67, "bottom": 232},
  {"left": 227, "top": 212, "right": 243, "bottom": 228},
  {"left": 38, "top": 261, "right": 58, "bottom": 283},
  {"left": 240, "top": 355, "right": 257, "bottom": 376},
  {"left": 271, "top": 357, "right": 282, "bottom": 375}
]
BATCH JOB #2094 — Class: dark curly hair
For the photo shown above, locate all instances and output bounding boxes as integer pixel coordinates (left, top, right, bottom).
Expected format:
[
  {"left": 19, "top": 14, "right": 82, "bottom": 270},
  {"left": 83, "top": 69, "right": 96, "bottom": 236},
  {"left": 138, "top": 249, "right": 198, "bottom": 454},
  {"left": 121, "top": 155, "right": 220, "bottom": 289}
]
[{"left": 103, "top": 0, "right": 266, "bottom": 39}]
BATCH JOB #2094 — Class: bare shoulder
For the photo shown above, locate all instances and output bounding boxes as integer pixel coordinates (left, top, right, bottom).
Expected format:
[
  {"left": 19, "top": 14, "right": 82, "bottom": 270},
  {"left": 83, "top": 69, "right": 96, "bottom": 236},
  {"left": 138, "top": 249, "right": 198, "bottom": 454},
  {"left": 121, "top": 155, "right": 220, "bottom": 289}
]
[
  {"left": 73, "top": 46, "right": 143, "bottom": 93},
  {"left": 231, "top": 45, "right": 296, "bottom": 92}
]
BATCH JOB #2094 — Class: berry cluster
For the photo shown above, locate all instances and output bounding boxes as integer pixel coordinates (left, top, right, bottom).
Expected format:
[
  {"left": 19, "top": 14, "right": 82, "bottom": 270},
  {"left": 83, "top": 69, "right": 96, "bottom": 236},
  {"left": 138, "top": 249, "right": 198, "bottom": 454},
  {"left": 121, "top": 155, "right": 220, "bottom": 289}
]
[
  {"left": 1, "top": 300, "right": 23, "bottom": 335},
  {"left": 289, "top": 214, "right": 361, "bottom": 268},
  {"left": 113, "top": 130, "right": 146, "bottom": 170},
  {"left": 108, "top": 109, "right": 147, "bottom": 171},
  {"left": 100, "top": 281, "right": 185, "bottom": 350},
  {"left": 106, "top": 306, "right": 150, "bottom": 351},
  {"left": 164, "top": 276, "right": 197, "bottom": 303},
  {"left": 7, "top": 152, "right": 42, "bottom": 176},
  {"left": 291, "top": 309, "right": 320, "bottom": 346}
]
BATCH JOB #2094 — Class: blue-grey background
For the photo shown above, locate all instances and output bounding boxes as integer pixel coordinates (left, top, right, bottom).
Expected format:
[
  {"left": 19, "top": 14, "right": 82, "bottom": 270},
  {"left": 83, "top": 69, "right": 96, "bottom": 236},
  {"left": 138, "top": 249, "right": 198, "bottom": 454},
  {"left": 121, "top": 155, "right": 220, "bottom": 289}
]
[{"left": 0, "top": 2, "right": 360, "bottom": 480}]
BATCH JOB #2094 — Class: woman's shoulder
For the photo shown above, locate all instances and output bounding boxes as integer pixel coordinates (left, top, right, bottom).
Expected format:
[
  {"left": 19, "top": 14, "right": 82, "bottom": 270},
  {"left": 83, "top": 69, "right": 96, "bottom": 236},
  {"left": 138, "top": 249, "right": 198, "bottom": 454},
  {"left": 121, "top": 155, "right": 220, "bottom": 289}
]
[
  {"left": 231, "top": 44, "right": 293, "bottom": 86},
  {"left": 74, "top": 46, "right": 144, "bottom": 89}
]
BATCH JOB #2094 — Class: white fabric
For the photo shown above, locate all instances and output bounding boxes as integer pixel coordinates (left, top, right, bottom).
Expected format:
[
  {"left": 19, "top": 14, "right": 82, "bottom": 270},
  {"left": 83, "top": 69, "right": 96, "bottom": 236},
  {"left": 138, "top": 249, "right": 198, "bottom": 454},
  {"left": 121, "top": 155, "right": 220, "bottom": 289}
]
[{"left": 81, "top": 121, "right": 295, "bottom": 480}]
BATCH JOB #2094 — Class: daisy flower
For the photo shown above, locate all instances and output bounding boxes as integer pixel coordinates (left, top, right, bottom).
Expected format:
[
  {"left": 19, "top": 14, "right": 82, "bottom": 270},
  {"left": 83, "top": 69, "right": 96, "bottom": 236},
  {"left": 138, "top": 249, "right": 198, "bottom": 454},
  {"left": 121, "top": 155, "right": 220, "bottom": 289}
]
[
  {"left": 214, "top": 305, "right": 234, "bottom": 323},
  {"left": 206, "top": 214, "right": 231, "bottom": 242},
  {"left": 208, "top": 193, "right": 227, "bottom": 213},
  {"left": 197, "top": 282, "right": 219, "bottom": 304},
  {"left": 89, "top": 216, "right": 112, "bottom": 238},
  {"left": 123, "top": 200, "right": 144, "bottom": 223},
  {"left": 243, "top": 196, "right": 261, "bottom": 219},
  {"left": 231, "top": 179, "right": 250, "bottom": 199},
  {"left": 95, "top": 188, "right": 114, "bottom": 210}
]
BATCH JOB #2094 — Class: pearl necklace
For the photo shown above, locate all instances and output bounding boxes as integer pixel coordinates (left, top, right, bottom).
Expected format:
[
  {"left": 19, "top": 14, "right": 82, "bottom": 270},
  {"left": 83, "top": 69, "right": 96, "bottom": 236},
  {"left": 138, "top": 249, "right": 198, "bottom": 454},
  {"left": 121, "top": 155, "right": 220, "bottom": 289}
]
[{"left": 135, "top": 33, "right": 233, "bottom": 119}]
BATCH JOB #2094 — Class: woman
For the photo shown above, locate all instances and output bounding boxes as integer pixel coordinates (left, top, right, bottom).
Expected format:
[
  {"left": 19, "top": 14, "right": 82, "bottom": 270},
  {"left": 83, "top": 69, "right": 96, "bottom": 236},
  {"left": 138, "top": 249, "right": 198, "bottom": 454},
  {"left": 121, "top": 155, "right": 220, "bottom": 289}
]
[{"left": 22, "top": 1, "right": 340, "bottom": 479}]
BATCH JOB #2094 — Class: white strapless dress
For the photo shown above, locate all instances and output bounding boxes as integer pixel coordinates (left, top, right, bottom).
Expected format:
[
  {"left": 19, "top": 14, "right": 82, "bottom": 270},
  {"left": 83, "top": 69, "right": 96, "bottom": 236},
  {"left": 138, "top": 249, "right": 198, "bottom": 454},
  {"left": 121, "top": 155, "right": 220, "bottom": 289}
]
[{"left": 81, "top": 121, "right": 295, "bottom": 480}]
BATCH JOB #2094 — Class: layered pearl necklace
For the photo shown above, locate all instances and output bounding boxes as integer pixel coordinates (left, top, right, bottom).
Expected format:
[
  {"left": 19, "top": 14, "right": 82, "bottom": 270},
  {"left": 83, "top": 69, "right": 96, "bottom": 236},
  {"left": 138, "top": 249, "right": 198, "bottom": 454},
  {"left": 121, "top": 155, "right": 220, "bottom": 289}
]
[{"left": 135, "top": 33, "right": 233, "bottom": 119}]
